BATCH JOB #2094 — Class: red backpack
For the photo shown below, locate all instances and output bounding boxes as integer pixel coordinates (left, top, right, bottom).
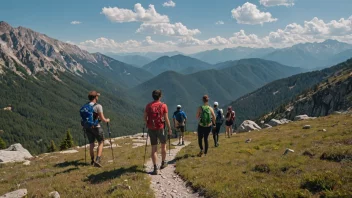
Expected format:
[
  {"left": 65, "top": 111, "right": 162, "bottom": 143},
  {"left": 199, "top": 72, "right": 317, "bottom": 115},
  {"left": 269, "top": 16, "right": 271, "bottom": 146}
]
[{"left": 147, "top": 102, "right": 165, "bottom": 129}]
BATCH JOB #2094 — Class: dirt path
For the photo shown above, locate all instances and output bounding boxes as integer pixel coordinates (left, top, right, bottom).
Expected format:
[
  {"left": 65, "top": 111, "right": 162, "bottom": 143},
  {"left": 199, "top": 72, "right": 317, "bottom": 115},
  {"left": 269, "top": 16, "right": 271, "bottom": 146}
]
[{"left": 145, "top": 140, "right": 202, "bottom": 198}]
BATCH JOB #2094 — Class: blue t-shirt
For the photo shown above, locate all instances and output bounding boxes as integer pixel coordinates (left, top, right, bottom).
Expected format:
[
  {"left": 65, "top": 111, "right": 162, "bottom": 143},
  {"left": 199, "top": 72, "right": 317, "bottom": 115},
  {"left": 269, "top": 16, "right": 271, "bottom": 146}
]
[{"left": 173, "top": 110, "right": 187, "bottom": 123}]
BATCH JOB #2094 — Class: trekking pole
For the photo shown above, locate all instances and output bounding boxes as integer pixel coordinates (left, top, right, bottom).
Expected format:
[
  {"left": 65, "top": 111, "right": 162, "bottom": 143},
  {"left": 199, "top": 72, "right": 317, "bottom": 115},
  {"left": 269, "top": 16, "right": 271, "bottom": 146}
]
[
  {"left": 107, "top": 123, "right": 114, "bottom": 161},
  {"left": 83, "top": 128, "right": 87, "bottom": 164},
  {"left": 142, "top": 125, "right": 145, "bottom": 138},
  {"left": 143, "top": 128, "right": 149, "bottom": 168}
]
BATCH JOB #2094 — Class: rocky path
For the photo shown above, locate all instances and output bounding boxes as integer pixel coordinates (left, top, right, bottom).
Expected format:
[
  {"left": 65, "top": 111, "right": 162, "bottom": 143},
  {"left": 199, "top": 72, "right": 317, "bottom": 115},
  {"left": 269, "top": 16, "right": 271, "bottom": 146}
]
[{"left": 145, "top": 141, "right": 201, "bottom": 198}]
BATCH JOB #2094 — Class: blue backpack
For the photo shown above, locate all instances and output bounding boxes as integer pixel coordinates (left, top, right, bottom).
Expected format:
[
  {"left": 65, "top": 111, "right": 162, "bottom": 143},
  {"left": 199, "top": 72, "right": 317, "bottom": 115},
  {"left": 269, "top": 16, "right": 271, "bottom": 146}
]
[
  {"left": 80, "top": 103, "right": 99, "bottom": 128},
  {"left": 175, "top": 111, "right": 186, "bottom": 123}
]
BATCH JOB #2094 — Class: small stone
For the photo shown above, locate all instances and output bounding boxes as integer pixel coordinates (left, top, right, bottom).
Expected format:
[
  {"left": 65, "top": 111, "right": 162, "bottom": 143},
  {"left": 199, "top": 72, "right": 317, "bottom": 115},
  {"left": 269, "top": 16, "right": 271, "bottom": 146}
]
[
  {"left": 128, "top": 186, "right": 131, "bottom": 190},
  {"left": 245, "top": 139, "right": 252, "bottom": 143},
  {"left": 161, "top": 175, "right": 166, "bottom": 179},
  {"left": 124, "top": 179, "right": 128, "bottom": 182},
  {"left": 303, "top": 125, "right": 311, "bottom": 129},
  {"left": 23, "top": 160, "right": 30, "bottom": 166},
  {"left": 49, "top": 191, "right": 60, "bottom": 198},
  {"left": 172, "top": 190, "right": 177, "bottom": 193},
  {"left": 323, "top": 129, "right": 327, "bottom": 132},
  {"left": 283, "top": 148, "right": 294, "bottom": 155}
]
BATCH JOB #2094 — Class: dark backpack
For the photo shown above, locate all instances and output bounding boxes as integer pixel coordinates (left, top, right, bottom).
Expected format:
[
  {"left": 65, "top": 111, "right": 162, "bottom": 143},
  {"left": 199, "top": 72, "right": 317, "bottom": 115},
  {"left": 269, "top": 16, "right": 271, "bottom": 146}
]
[
  {"left": 216, "top": 108, "right": 224, "bottom": 124},
  {"left": 80, "top": 103, "right": 99, "bottom": 128},
  {"left": 147, "top": 102, "right": 164, "bottom": 129}
]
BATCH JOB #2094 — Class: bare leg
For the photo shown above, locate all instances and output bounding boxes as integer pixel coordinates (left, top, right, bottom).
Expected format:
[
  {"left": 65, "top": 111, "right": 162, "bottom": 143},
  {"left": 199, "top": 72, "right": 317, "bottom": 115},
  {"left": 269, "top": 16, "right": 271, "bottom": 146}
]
[
  {"left": 161, "top": 144, "right": 166, "bottom": 162},
  {"left": 96, "top": 141, "right": 103, "bottom": 157},
  {"left": 89, "top": 143, "right": 95, "bottom": 159},
  {"left": 151, "top": 145, "right": 158, "bottom": 165}
]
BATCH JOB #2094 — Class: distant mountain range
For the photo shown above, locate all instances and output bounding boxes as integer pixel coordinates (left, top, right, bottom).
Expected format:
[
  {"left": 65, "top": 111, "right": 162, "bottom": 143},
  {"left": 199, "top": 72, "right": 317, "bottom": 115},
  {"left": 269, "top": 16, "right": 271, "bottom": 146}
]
[
  {"left": 104, "top": 53, "right": 152, "bottom": 67},
  {"left": 132, "top": 59, "right": 303, "bottom": 128},
  {"left": 188, "top": 40, "right": 352, "bottom": 69},
  {"left": 142, "top": 54, "right": 212, "bottom": 75}
]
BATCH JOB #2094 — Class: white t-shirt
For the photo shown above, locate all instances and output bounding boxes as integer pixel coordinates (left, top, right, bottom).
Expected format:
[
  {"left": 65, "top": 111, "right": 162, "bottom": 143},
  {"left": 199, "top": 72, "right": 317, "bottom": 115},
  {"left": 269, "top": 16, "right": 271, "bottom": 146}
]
[{"left": 89, "top": 102, "right": 103, "bottom": 127}]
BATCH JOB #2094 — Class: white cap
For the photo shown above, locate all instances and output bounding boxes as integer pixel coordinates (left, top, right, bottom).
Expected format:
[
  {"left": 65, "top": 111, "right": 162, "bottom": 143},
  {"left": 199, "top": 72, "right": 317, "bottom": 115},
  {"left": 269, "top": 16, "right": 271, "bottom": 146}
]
[
  {"left": 177, "top": 105, "right": 181, "bottom": 108},
  {"left": 214, "top": 102, "right": 219, "bottom": 106}
]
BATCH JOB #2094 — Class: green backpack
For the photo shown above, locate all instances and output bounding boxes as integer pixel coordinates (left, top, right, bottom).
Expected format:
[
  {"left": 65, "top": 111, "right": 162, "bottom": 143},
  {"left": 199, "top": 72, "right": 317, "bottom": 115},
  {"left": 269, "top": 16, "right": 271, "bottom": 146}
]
[{"left": 199, "top": 105, "right": 211, "bottom": 127}]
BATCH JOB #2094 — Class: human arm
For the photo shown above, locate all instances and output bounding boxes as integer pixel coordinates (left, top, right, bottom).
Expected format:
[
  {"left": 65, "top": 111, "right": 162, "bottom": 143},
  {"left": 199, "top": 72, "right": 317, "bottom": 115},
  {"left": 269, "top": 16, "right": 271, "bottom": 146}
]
[
  {"left": 210, "top": 107, "right": 216, "bottom": 126},
  {"left": 196, "top": 107, "right": 201, "bottom": 119},
  {"left": 96, "top": 105, "right": 110, "bottom": 123}
]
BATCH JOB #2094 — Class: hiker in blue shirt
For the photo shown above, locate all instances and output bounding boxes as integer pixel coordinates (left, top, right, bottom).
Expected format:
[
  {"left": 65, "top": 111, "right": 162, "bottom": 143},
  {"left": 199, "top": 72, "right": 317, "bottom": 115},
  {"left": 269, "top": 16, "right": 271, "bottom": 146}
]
[{"left": 173, "top": 105, "right": 187, "bottom": 145}]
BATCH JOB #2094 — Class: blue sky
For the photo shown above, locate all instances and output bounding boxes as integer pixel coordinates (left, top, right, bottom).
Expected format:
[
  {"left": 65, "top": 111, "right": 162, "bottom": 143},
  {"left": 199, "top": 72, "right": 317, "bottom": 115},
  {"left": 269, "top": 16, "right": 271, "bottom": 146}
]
[{"left": 1, "top": 0, "right": 351, "bottom": 53}]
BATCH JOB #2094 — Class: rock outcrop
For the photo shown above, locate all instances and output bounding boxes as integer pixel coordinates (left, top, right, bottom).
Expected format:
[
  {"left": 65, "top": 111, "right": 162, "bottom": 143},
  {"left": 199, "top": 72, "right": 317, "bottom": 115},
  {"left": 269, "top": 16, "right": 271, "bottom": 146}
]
[
  {"left": 238, "top": 120, "right": 262, "bottom": 132},
  {"left": 0, "top": 189, "right": 27, "bottom": 198},
  {"left": 0, "top": 144, "right": 32, "bottom": 163}
]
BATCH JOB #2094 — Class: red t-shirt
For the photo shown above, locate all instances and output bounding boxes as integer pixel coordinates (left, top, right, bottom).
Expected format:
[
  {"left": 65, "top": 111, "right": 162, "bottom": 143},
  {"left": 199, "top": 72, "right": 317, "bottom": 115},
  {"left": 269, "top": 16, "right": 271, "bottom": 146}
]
[{"left": 145, "top": 101, "right": 168, "bottom": 130}]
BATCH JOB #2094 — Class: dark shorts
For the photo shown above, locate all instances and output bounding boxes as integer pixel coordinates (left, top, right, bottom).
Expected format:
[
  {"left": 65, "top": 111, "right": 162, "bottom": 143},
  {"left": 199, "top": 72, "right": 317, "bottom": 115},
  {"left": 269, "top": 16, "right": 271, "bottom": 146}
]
[
  {"left": 148, "top": 129, "right": 167, "bottom": 146},
  {"left": 176, "top": 126, "right": 185, "bottom": 133},
  {"left": 85, "top": 127, "right": 104, "bottom": 144},
  {"left": 226, "top": 120, "right": 234, "bottom": 126}
]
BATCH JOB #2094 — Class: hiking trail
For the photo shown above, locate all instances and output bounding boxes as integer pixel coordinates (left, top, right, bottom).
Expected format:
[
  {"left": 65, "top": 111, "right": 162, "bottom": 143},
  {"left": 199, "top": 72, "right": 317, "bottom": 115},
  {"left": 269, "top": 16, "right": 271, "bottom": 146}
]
[{"left": 145, "top": 140, "right": 202, "bottom": 198}]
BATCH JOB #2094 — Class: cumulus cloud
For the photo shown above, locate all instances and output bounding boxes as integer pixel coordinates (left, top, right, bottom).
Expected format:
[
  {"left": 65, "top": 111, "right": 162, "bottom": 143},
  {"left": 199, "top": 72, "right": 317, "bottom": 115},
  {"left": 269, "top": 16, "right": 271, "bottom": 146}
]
[
  {"left": 70, "top": 21, "right": 82, "bottom": 25},
  {"left": 259, "top": 0, "right": 295, "bottom": 7},
  {"left": 80, "top": 15, "right": 352, "bottom": 53},
  {"left": 101, "top": 3, "right": 169, "bottom": 23},
  {"left": 163, "top": 0, "right": 176, "bottom": 7},
  {"left": 231, "top": 2, "right": 277, "bottom": 25},
  {"left": 215, "top": 21, "right": 225, "bottom": 25},
  {"left": 136, "top": 22, "right": 201, "bottom": 37}
]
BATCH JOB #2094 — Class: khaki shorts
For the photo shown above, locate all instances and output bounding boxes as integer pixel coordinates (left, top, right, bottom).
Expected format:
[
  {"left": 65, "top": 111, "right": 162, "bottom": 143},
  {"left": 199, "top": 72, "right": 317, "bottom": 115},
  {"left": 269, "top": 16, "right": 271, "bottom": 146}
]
[
  {"left": 148, "top": 129, "right": 167, "bottom": 145},
  {"left": 176, "top": 126, "right": 185, "bottom": 136}
]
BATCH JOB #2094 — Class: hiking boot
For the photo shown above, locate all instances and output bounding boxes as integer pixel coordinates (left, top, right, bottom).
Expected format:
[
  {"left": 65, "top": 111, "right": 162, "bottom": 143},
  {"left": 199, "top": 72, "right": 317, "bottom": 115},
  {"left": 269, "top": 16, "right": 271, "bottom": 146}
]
[
  {"left": 151, "top": 166, "right": 158, "bottom": 175},
  {"left": 177, "top": 142, "right": 181, "bottom": 146},
  {"left": 160, "top": 161, "right": 168, "bottom": 169},
  {"left": 182, "top": 141, "right": 185, "bottom": 145},
  {"left": 91, "top": 160, "right": 95, "bottom": 166},
  {"left": 197, "top": 151, "right": 204, "bottom": 157},
  {"left": 93, "top": 161, "right": 102, "bottom": 168}
]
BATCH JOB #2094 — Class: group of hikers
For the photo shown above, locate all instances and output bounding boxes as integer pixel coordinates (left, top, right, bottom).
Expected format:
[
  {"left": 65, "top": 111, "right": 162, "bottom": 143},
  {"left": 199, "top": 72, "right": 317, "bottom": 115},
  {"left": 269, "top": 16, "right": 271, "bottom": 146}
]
[{"left": 80, "top": 90, "right": 236, "bottom": 173}]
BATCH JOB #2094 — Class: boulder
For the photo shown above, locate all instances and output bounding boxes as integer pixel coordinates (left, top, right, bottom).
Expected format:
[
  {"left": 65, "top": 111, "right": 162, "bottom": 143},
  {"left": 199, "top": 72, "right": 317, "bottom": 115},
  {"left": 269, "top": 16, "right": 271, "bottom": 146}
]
[
  {"left": 59, "top": 150, "right": 78, "bottom": 154},
  {"left": 238, "top": 120, "right": 261, "bottom": 133},
  {"left": 263, "top": 124, "right": 272, "bottom": 129},
  {"left": 49, "top": 191, "right": 60, "bottom": 198},
  {"left": 0, "top": 144, "right": 33, "bottom": 163},
  {"left": 0, "top": 189, "right": 27, "bottom": 198},
  {"left": 294, "top": 115, "right": 316, "bottom": 121},
  {"left": 280, "top": 119, "right": 291, "bottom": 124},
  {"left": 268, "top": 119, "right": 282, "bottom": 127},
  {"left": 103, "top": 140, "right": 111, "bottom": 146},
  {"left": 303, "top": 125, "right": 311, "bottom": 129}
]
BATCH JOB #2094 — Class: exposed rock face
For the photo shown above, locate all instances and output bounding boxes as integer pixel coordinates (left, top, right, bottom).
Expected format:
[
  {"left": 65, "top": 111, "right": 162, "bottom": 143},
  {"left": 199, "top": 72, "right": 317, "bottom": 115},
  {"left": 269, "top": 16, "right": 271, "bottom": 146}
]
[
  {"left": 238, "top": 120, "right": 262, "bottom": 132},
  {"left": 294, "top": 115, "right": 316, "bottom": 121},
  {"left": 0, "top": 189, "right": 27, "bottom": 198},
  {"left": 0, "top": 21, "right": 96, "bottom": 76},
  {"left": 0, "top": 143, "right": 33, "bottom": 163}
]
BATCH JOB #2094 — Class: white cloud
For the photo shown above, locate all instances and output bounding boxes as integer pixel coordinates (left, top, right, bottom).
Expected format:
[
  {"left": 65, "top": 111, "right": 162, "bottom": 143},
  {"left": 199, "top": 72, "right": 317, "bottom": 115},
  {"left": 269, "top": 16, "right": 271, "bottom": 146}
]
[
  {"left": 215, "top": 21, "right": 225, "bottom": 25},
  {"left": 101, "top": 3, "right": 169, "bottom": 23},
  {"left": 259, "top": 0, "right": 295, "bottom": 7},
  {"left": 70, "top": 21, "right": 82, "bottom": 25},
  {"left": 80, "top": 15, "right": 352, "bottom": 53},
  {"left": 231, "top": 2, "right": 277, "bottom": 25},
  {"left": 137, "top": 22, "right": 201, "bottom": 37},
  {"left": 163, "top": 0, "right": 176, "bottom": 7}
]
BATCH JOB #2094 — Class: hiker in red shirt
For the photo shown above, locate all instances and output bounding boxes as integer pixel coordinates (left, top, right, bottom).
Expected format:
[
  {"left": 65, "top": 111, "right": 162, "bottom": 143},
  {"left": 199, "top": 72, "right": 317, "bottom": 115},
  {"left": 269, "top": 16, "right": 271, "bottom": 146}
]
[{"left": 144, "top": 90, "right": 172, "bottom": 175}]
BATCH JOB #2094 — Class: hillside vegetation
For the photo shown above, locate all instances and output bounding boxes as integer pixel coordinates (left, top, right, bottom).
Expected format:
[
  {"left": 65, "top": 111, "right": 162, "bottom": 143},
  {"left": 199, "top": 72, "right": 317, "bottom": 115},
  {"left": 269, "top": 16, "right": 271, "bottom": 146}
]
[
  {"left": 0, "top": 68, "right": 143, "bottom": 154},
  {"left": 227, "top": 58, "right": 352, "bottom": 126},
  {"left": 175, "top": 114, "right": 352, "bottom": 197}
]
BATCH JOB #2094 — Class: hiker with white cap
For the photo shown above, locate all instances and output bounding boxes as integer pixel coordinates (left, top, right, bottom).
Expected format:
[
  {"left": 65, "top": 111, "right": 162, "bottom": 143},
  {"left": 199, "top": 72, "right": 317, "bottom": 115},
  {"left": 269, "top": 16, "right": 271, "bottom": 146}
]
[
  {"left": 173, "top": 105, "right": 187, "bottom": 145},
  {"left": 213, "top": 102, "right": 224, "bottom": 147}
]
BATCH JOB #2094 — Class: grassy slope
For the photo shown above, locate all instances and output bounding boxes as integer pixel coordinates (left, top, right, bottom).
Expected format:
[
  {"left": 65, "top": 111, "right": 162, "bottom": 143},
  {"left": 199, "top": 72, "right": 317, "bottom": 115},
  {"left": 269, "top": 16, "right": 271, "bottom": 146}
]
[
  {"left": 175, "top": 114, "right": 352, "bottom": 197},
  {"left": 0, "top": 138, "right": 153, "bottom": 198}
]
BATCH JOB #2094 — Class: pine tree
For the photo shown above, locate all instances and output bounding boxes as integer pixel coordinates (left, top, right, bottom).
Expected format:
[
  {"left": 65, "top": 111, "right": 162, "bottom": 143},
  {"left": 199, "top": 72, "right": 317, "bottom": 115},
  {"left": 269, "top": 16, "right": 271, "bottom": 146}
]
[
  {"left": 0, "top": 137, "right": 6, "bottom": 149},
  {"left": 47, "top": 140, "right": 57, "bottom": 152},
  {"left": 59, "top": 129, "right": 74, "bottom": 151}
]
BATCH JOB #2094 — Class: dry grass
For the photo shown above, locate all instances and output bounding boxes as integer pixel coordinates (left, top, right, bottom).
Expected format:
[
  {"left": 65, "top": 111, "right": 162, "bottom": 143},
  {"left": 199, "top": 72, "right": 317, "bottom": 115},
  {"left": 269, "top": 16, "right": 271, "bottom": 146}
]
[
  {"left": 0, "top": 138, "right": 154, "bottom": 198},
  {"left": 175, "top": 114, "right": 352, "bottom": 197}
]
